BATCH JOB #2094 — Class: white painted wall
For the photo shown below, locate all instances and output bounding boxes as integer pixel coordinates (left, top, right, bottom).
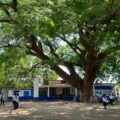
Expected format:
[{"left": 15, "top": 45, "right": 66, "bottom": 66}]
[
  {"left": 8, "top": 90, "right": 14, "bottom": 97},
  {"left": 8, "top": 90, "right": 32, "bottom": 97},
  {"left": 19, "top": 90, "right": 24, "bottom": 96},
  {"left": 33, "top": 77, "right": 40, "bottom": 98}
]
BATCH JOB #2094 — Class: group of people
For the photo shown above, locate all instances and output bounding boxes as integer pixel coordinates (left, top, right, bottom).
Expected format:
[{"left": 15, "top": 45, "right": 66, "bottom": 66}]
[
  {"left": 90, "top": 92, "right": 118, "bottom": 109},
  {"left": 0, "top": 92, "right": 19, "bottom": 110},
  {"left": 101, "top": 93, "right": 117, "bottom": 109}
]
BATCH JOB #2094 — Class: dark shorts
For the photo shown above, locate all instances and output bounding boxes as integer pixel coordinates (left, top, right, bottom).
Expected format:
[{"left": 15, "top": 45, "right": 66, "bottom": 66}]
[{"left": 103, "top": 102, "right": 108, "bottom": 106}]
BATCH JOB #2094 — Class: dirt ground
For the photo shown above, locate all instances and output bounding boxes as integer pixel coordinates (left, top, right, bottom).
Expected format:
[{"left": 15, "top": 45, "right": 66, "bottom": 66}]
[{"left": 0, "top": 101, "right": 120, "bottom": 120}]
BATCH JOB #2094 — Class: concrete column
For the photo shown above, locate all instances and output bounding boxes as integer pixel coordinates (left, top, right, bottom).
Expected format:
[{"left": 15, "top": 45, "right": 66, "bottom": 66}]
[
  {"left": 33, "top": 77, "right": 40, "bottom": 98},
  {"left": 75, "top": 88, "right": 78, "bottom": 97},
  {"left": 47, "top": 87, "right": 50, "bottom": 97}
]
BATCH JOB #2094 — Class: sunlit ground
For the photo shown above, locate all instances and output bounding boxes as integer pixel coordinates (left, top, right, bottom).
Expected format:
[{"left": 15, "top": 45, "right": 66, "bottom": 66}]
[{"left": 0, "top": 101, "right": 120, "bottom": 120}]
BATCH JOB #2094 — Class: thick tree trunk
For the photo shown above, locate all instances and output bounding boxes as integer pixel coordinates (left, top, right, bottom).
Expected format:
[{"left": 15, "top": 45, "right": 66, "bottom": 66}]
[
  {"left": 80, "top": 64, "right": 97, "bottom": 102},
  {"left": 79, "top": 47, "right": 97, "bottom": 102},
  {"left": 52, "top": 64, "right": 97, "bottom": 102},
  {"left": 80, "top": 84, "right": 93, "bottom": 102},
  {"left": 80, "top": 71, "right": 96, "bottom": 102}
]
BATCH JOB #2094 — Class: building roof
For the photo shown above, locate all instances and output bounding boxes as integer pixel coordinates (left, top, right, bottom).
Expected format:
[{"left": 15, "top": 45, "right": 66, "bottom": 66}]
[{"left": 39, "top": 83, "right": 72, "bottom": 88}]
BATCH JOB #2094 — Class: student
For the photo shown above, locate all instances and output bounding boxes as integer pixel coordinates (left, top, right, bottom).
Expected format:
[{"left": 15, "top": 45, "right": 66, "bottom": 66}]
[
  {"left": 102, "top": 94, "right": 109, "bottom": 109},
  {"left": 15, "top": 94, "right": 19, "bottom": 109},
  {"left": 109, "top": 94, "right": 115, "bottom": 105},
  {"left": 0, "top": 93, "right": 5, "bottom": 106},
  {"left": 0, "top": 93, "right": 2, "bottom": 105},
  {"left": 12, "top": 93, "right": 19, "bottom": 109}
]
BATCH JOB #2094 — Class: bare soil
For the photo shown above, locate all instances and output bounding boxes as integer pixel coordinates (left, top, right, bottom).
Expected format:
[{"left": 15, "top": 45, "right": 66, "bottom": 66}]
[{"left": 0, "top": 101, "right": 120, "bottom": 120}]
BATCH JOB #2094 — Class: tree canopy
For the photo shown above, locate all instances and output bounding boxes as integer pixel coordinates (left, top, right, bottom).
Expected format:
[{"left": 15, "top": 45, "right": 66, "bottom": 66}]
[{"left": 0, "top": 0, "right": 120, "bottom": 101}]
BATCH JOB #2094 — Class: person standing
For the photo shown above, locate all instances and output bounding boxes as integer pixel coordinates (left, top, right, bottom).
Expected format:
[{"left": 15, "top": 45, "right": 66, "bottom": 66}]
[
  {"left": 109, "top": 94, "right": 115, "bottom": 105},
  {"left": 12, "top": 93, "right": 19, "bottom": 109},
  {"left": 0, "top": 93, "right": 2, "bottom": 105},
  {"left": 102, "top": 94, "right": 109, "bottom": 109},
  {"left": 15, "top": 94, "right": 19, "bottom": 109},
  {"left": 0, "top": 93, "right": 5, "bottom": 106}
]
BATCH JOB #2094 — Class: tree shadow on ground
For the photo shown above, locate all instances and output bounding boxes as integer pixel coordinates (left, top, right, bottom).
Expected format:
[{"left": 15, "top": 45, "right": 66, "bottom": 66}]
[{"left": 0, "top": 102, "right": 120, "bottom": 120}]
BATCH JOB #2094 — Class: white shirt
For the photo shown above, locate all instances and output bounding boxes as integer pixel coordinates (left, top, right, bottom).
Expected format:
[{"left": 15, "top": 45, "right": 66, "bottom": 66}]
[
  {"left": 109, "top": 95, "right": 114, "bottom": 100},
  {"left": 0, "top": 94, "right": 5, "bottom": 100},
  {"left": 12, "top": 95, "right": 19, "bottom": 103},
  {"left": 102, "top": 97, "right": 109, "bottom": 103}
]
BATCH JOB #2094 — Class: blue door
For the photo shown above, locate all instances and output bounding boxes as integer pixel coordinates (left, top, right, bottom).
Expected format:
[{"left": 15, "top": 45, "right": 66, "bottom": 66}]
[{"left": 24, "top": 91, "right": 29, "bottom": 97}]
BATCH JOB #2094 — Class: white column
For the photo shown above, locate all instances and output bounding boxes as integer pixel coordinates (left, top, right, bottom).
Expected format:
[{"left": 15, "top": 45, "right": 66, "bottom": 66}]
[
  {"left": 75, "top": 88, "right": 78, "bottom": 97},
  {"left": 33, "top": 77, "right": 40, "bottom": 98},
  {"left": 48, "top": 87, "right": 50, "bottom": 97}
]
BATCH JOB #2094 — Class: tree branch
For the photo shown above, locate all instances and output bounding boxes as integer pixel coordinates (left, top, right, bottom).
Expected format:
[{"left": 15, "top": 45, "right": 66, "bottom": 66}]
[
  {"left": 51, "top": 65, "right": 83, "bottom": 89},
  {"left": 26, "top": 50, "right": 40, "bottom": 58},
  {"left": 0, "top": 19, "right": 17, "bottom": 24},
  {"left": 58, "top": 34, "right": 82, "bottom": 56},
  {"left": 97, "top": 45, "right": 120, "bottom": 61},
  {"left": 101, "top": 6, "right": 120, "bottom": 24},
  {"left": 0, "top": 43, "right": 20, "bottom": 49},
  {"left": 64, "top": 62, "right": 82, "bottom": 81},
  {"left": 29, "top": 63, "right": 41, "bottom": 72},
  {"left": 78, "top": 25, "right": 93, "bottom": 50},
  {"left": 0, "top": 3, "right": 10, "bottom": 7},
  {"left": 0, "top": 6, "right": 11, "bottom": 17},
  {"left": 28, "top": 34, "right": 49, "bottom": 60},
  {"left": 0, "top": 1, "right": 18, "bottom": 25},
  {"left": 0, "top": 0, "right": 18, "bottom": 12},
  {"left": 46, "top": 41, "right": 59, "bottom": 58}
]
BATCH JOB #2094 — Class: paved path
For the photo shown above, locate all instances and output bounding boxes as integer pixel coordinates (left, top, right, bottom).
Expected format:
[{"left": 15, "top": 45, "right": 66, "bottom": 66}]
[{"left": 0, "top": 102, "right": 120, "bottom": 120}]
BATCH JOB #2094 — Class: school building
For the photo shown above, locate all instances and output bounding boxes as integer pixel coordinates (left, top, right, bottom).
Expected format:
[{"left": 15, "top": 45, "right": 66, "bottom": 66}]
[{"left": 0, "top": 77, "right": 115, "bottom": 101}]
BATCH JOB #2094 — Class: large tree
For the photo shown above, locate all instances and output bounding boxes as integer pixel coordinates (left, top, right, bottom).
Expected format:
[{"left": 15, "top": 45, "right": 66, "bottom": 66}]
[{"left": 0, "top": 0, "right": 120, "bottom": 102}]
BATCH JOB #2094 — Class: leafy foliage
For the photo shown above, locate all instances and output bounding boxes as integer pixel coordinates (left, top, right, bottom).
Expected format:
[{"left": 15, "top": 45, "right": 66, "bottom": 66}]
[{"left": 0, "top": 0, "right": 119, "bottom": 99}]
